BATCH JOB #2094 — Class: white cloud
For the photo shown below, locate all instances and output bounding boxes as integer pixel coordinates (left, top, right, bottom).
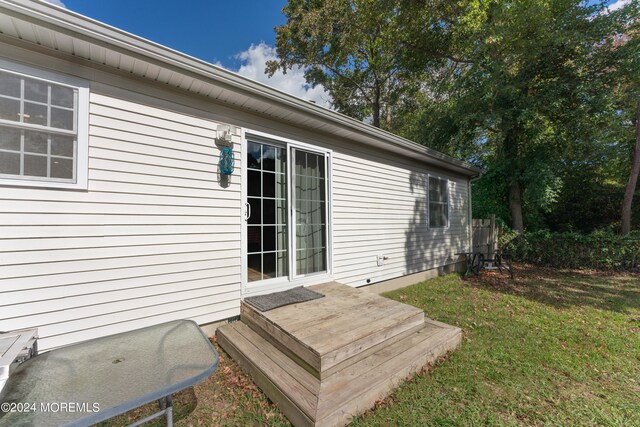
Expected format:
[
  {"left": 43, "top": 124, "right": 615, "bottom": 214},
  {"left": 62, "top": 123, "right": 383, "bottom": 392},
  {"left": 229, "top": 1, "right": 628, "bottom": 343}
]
[
  {"left": 233, "top": 43, "right": 332, "bottom": 109},
  {"left": 43, "top": 0, "right": 66, "bottom": 8},
  {"left": 606, "top": 0, "right": 631, "bottom": 12}
]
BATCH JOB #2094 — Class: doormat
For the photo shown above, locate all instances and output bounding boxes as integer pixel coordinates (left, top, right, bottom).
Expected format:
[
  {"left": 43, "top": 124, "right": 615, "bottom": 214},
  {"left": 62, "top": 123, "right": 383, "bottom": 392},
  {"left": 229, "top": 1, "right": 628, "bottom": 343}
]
[{"left": 245, "top": 286, "right": 324, "bottom": 312}]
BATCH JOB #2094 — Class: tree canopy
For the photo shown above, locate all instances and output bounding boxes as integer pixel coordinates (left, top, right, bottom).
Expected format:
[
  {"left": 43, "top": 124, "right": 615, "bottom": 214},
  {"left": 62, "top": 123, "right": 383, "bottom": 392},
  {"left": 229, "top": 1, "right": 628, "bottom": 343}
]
[
  {"left": 267, "top": 0, "right": 417, "bottom": 129},
  {"left": 269, "top": 0, "right": 640, "bottom": 233}
]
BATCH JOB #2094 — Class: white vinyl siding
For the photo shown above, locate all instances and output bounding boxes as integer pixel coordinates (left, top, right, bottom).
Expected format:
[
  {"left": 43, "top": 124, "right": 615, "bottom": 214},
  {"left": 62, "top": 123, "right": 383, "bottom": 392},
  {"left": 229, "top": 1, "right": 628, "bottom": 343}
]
[
  {"left": 330, "top": 147, "right": 469, "bottom": 287},
  {"left": 0, "top": 91, "right": 242, "bottom": 351}
]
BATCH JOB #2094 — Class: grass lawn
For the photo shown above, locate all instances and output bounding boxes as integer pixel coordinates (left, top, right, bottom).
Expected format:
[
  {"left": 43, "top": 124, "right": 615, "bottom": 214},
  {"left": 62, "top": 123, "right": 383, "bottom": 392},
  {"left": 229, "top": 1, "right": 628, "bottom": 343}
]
[{"left": 106, "top": 265, "right": 640, "bottom": 426}]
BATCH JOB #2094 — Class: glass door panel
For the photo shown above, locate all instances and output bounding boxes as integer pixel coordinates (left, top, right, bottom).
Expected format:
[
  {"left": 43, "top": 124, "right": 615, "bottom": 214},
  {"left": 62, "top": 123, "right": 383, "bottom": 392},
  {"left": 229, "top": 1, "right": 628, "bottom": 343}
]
[
  {"left": 294, "top": 149, "right": 327, "bottom": 276},
  {"left": 247, "top": 141, "right": 288, "bottom": 282}
]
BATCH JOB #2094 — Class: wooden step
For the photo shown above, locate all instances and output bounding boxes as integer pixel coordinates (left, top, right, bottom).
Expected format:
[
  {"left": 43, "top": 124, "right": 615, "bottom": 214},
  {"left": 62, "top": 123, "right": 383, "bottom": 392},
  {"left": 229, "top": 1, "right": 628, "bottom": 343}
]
[
  {"left": 240, "top": 282, "right": 425, "bottom": 376},
  {"left": 315, "top": 322, "right": 461, "bottom": 426},
  {"left": 217, "top": 321, "right": 319, "bottom": 427},
  {"left": 217, "top": 319, "right": 462, "bottom": 427}
]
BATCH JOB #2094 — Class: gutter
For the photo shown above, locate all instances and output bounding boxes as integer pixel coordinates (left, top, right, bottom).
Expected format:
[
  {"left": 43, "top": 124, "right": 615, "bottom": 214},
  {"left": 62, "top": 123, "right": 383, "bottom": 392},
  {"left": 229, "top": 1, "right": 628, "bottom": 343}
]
[{"left": 1, "top": 0, "right": 481, "bottom": 176}]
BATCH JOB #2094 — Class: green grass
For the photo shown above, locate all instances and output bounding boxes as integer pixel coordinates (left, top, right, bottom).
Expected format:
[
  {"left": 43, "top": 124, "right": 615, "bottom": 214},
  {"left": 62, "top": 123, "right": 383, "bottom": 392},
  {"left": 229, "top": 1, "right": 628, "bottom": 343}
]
[
  {"left": 105, "top": 266, "right": 640, "bottom": 426},
  {"left": 353, "top": 267, "right": 640, "bottom": 426}
]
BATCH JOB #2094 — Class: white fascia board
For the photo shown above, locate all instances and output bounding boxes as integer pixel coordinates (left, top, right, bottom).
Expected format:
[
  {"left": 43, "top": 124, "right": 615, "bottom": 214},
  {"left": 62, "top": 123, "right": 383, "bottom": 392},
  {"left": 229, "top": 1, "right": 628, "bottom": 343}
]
[{"left": 0, "top": 0, "right": 482, "bottom": 177}]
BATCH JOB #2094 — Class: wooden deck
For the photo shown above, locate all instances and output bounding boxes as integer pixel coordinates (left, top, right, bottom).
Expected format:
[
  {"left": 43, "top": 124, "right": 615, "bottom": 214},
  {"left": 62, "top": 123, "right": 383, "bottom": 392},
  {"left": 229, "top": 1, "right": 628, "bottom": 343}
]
[{"left": 217, "top": 282, "right": 461, "bottom": 427}]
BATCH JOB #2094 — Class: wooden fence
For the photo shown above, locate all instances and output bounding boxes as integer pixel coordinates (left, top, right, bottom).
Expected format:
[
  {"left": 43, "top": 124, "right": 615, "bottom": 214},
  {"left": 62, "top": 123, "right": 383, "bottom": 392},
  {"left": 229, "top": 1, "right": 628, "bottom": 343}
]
[{"left": 472, "top": 214, "right": 498, "bottom": 257}]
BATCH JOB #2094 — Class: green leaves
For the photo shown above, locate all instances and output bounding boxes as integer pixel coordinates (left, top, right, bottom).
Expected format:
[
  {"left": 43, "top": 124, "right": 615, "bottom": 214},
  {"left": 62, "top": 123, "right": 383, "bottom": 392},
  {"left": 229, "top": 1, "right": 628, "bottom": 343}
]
[
  {"left": 268, "top": 0, "right": 415, "bottom": 129},
  {"left": 270, "top": 0, "right": 639, "bottom": 232}
]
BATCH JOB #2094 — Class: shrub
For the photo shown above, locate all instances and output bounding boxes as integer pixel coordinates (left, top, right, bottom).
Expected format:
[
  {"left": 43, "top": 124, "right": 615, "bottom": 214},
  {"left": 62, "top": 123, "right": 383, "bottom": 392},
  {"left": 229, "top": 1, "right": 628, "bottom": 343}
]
[{"left": 501, "top": 229, "right": 640, "bottom": 270}]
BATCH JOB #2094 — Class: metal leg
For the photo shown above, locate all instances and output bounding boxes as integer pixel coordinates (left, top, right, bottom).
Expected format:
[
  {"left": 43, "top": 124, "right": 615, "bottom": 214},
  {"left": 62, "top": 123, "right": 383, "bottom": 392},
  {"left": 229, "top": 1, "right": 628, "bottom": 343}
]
[
  {"left": 127, "top": 397, "right": 171, "bottom": 427},
  {"left": 505, "top": 254, "right": 514, "bottom": 279},
  {"left": 465, "top": 255, "right": 473, "bottom": 276},
  {"left": 472, "top": 253, "right": 484, "bottom": 276},
  {"left": 495, "top": 253, "right": 504, "bottom": 274},
  {"left": 166, "top": 395, "right": 173, "bottom": 427}
]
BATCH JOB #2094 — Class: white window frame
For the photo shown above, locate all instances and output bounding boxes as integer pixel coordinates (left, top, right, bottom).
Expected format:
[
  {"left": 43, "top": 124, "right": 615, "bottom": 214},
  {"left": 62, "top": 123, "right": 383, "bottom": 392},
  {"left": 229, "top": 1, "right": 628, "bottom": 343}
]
[
  {"left": 0, "top": 59, "right": 89, "bottom": 190},
  {"left": 428, "top": 174, "right": 450, "bottom": 229},
  {"left": 241, "top": 129, "right": 333, "bottom": 296}
]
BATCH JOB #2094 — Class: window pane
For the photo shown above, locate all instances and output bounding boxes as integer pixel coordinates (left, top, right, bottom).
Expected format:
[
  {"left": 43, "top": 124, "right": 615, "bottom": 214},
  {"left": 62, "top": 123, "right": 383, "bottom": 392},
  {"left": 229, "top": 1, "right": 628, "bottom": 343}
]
[
  {"left": 275, "top": 146, "right": 286, "bottom": 173},
  {"left": 276, "top": 251, "right": 288, "bottom": 277},
  {"left": 262, "top": 171, "right": 275, "bottom": 198},
  {"left": 295, "top": 150, "right": 305, "bottom": 175},
  {"left": 308, "top": 177, "right": 324, "bottom": 202},
  {"left": 276, "top": 226, "right": 287, "bottom": 251},
  {"left": 24, "top": 78, "right": 48, "bottom": 103},
  {"left": 248, "top": 226, "right": 261, "bottom": 253},
  {"left": 24, "top": 130, "right": 48, "bottom": 154},
  {"left": 262, "top": 145, "right": 276, "bottom": 171},
  {"left": 306, "top": 152, "right": 318, "bottom": 177},
  {"left": 309, "top": 201, "right": 320, "bottom": 224},
  {"left": 295, "top": 175, "right": 308, "bottom": 200},
  {"left": 51, "top": 157, "right": 73, "bottom": 179},
  {"left": 296, "top": 200, "right": 308, "bottom": 225},
  {"left": 0, "top": 127, "right": 21, "bottom": 151},
  {"left": 275, "top": 172, "right": 286, "bottom": 199},
  {"left": 318, "top": 156, "right": 325, "bottom": 178},
  {"left": 263, "top": 226, "right": 276, "bottom": 252},
  {"left": 0, "top": 97, "right": 20, "bottom": 122},
  {"left": 429, "top": 177, "right": 448, "bottom": 203},
  {"left": 276, "top": 199, "right": 287, "bottom": 225},
  {"left": 440, "top": 179, "right": 447, "bottom": 200},
  {"left": 51, "top": 85, "right": 74, "bottom": 108},
  {"left": 247, "top": 254, "right": 261, "bottom": 282},
  {"left": 263, "top": 252, "right": 276, "bottom": 279},
  {"left": 247, "top": 141, "right": 261, "bottom": 169},
  {"left": 247, "top": 169, "right": 261, "bottom": 197},
  {"left": 51, "top": 107, "right": 74, "bottom": 130},
  {"left": 263, "top": 198, "right": 275, "bottom": 224},
  {"left": 0, "top": 72, "right": 21, "bottom": 98},
  {"left": 296, "top": 249, "right": 307, "bottom": 276},
  {"left": 51, "top": 135, "right": 74, "bottom": 157},
  {"left": 23, "top": 102, "right": 47, "bottom": 126},
  {"left": 308, "top": 224, "right": 326, "bottom": 248},
  {"left": 24, "top": 154, "right": 47, "bottom": 177},
  {"left": 0, "top": 151, "right": 20, "bottom": 175},
  {"left": 310, "top": 248, "right": 326, "bottom": 273},
  {"left": 247, "top": 197, "right": 261, "bottom": 225},
  {"left": 429, "top": 203, "right": 448, "bottom": 228}
]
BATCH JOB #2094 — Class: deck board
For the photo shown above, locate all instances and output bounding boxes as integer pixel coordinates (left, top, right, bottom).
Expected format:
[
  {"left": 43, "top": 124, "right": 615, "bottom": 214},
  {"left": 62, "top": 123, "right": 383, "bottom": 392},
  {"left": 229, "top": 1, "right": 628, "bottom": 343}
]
[{"left": 245, "top": 282, "right": 424, "bottom": 373}]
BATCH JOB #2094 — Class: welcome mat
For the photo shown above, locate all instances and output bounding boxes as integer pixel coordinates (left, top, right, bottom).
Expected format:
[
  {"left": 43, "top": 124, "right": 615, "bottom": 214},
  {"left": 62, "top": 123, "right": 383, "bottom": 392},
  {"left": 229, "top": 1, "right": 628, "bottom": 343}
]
[{"left": 245, "top": 286, "right": 324, "bottom": 312}]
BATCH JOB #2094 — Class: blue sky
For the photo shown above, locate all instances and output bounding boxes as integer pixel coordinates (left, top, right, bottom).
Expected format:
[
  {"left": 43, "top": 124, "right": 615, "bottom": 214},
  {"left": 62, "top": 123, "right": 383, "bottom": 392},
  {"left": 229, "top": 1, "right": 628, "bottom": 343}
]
[{"left": 59, "top": 0, "right": 288, "bottom": 69}]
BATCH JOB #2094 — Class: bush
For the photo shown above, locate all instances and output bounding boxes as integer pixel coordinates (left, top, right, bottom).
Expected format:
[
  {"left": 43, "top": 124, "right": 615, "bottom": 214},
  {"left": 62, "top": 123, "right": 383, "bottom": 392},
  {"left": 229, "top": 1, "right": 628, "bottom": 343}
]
[{"left": 501, "top": 229, "right": 640, "bottom": 270}]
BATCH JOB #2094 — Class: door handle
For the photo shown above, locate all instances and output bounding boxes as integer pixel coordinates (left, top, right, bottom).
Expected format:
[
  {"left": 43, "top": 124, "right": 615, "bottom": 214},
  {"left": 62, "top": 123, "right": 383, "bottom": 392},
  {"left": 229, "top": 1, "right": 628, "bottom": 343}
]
[{"left": 245, "top": 202, "right": 251, "bottom": 221}]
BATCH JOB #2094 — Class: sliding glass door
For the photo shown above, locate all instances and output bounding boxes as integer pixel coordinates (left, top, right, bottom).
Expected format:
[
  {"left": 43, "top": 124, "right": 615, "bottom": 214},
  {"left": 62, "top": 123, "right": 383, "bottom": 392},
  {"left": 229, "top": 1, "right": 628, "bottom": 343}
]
[
  {"left": 246, "top": 140, "right": 329, "bottom": 285},
  {"left": 246, "top": 141, "right": 288, "bottom": 282}
]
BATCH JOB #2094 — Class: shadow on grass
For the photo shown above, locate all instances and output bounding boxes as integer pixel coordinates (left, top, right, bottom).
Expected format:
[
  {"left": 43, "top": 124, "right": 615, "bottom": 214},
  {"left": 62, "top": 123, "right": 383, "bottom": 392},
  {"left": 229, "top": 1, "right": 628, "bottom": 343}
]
[{"left": 463, "top": 264, "right": 640, "bottom": 314}]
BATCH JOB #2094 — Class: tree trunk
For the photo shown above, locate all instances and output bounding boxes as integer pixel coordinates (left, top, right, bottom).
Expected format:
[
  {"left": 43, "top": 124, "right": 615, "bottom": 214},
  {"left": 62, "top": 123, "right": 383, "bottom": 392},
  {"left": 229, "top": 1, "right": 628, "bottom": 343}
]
[
  {"left": 372, "top": 84, "right": 381, "bottom": 128},
  {"left": 509, "top": 181, "right": 524, "bottom": 233},
  {"left": 621, "top": 98, "right": 640, "bottom": 235}
]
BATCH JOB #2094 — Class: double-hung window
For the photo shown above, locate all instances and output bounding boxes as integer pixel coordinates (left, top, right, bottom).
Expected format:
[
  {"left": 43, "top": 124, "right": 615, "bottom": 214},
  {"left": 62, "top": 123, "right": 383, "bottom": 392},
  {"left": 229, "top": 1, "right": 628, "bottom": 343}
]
[
  {"left": 429, "top": 176, "right": 449, "bottom": 228},
  {"left": 0, "top": 61, "right": 89, "bottom": 189}
]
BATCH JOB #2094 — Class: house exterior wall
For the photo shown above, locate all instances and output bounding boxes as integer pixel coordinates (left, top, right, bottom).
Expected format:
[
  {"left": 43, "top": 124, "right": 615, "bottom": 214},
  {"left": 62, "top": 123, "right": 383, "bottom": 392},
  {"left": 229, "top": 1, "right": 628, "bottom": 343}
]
[
  {"left": 1, "top": 82, "right": 243, "bottom": 350},
  {"left": 331, "top": 147, "right": 469, "bottom": 286},
  {"left": 0, "top": 45, "right": 470, "bottom": 351}
]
